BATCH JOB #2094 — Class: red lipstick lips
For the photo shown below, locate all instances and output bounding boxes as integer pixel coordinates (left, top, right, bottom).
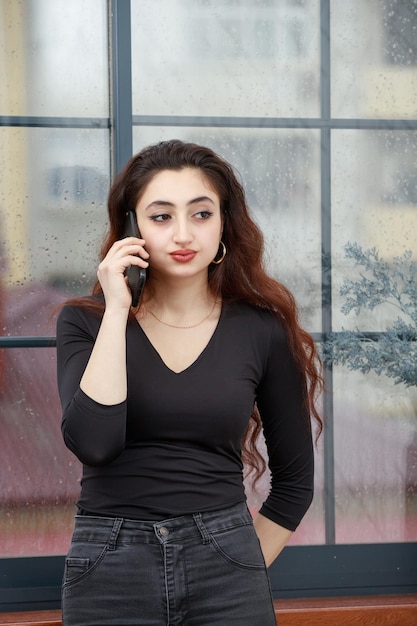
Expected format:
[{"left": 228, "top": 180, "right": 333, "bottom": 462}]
[{"left": 170, "top": 249, "right": 196, "bottom": 263}]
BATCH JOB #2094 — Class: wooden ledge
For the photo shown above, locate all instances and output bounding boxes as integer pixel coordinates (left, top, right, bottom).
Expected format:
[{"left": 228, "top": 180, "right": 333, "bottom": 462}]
[
  {"left": 1, "top": 595, "right": 417, "bottom": 625},
  {"left": 0, "top": 612, "right": 61, "bottom": 626},
  {"left": 274, "top": 594, "right": 417, "bottom": 626}
]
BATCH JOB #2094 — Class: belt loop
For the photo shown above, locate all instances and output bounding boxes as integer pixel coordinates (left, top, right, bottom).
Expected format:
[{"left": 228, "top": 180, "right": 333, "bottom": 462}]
[
  {"left": 193, "top": 513, "right": 210, "bottom": 545},
  {"left": 108, "top": 518, "right": 123, "bottom": 551}
]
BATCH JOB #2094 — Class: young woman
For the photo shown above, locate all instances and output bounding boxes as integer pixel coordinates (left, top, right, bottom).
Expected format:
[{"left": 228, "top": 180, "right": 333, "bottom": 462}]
[{"left": 56, "top": 139, "right": 322, "bottom": 625}]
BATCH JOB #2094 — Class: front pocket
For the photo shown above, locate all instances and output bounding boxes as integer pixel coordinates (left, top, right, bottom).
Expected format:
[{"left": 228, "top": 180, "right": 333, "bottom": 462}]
[
  {"left": 209, "top": 523, "right": 266, "bottom": 570},
  {"left": 63, "top": 543, "right": 109, "bottom": 588}
]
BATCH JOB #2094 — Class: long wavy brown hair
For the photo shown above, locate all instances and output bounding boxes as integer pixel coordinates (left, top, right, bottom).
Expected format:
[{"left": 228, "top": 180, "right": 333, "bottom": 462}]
[{"left": 69, "top": 139, "right": 323, "bottom": 481}]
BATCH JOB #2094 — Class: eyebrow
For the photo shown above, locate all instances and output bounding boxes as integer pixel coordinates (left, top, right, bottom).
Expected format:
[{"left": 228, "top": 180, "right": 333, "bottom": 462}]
[{"left": 145, "top": 196, "right": 216, "bottom": 211}]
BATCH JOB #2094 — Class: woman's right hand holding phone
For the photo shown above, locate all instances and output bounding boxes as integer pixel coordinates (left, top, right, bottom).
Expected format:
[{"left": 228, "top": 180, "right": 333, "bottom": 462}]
[{"left": 97, "top": 237, "right": 149, "bottom": 311}]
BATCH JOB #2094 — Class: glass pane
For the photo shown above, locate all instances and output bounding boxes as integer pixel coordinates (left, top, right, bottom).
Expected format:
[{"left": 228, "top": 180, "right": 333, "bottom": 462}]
[
  {"left": 332, "top": 0, "right": 417, "bottom": 119},
  {"left": 133, "top": 126, "right": 322, "bottom": 332},
  {"left": 0, "top": 0, "right": 108, "bottom": 117},
  {"left": 131, "top": 0, "right": 320, "bottom": 118},
  {"left": 0, "top": 348, "right": 81, "bottom": 556},
  {"left": 0, "top": 127, "right": 110, "bottom": 336},
  {"left": 334, "top": 367, "right": 417, "bottom": 543},
  {"left": 332, "top": 130, "right": 417, "bottom": 331}
]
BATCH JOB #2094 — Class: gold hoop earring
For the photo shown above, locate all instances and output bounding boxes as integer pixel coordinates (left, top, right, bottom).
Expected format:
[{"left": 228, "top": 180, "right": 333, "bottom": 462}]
[{"left": 212, "top": 241, "right": 226, "bottom": 265}]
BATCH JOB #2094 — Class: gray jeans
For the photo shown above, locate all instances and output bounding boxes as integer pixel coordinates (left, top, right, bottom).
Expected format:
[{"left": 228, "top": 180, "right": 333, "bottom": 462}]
[{"left": 61, "top": 502, "right": 276, "bottom": 625}]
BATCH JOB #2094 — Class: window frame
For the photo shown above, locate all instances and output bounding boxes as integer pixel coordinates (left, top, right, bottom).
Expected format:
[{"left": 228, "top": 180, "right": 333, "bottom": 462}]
[{"left": 1, "top": 0, "right": 416, "bottom": 612}]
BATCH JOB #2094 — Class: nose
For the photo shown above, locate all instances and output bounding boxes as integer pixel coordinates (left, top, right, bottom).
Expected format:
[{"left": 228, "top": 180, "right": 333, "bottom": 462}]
[{"left": 172, "top": 216, "right": 193, "bottom": 244}]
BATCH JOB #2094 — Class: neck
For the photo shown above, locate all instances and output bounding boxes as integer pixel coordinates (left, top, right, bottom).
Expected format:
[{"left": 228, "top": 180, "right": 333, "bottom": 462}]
[{"left": 147, "top": 275, "right": 215, "bottom": 317}]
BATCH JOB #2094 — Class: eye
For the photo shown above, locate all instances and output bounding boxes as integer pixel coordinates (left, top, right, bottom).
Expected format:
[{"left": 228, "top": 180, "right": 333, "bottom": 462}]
[
  {"left": 194, "top": 210, "right": 213, "bottom": 220},
  {"left": 150, "top": 213, "right": 171, "bottom": 222}
]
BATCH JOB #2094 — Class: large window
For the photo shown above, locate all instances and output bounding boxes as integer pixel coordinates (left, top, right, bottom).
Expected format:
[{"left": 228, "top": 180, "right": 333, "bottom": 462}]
[{"left": 1, "top": 0, "right": 416, "bottom": 611}]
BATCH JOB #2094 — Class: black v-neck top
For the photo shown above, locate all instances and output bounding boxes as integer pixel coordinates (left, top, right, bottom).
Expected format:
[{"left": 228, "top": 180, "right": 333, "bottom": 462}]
[{"left": 56, "top": 300, "right": 314, "bottom": 531}]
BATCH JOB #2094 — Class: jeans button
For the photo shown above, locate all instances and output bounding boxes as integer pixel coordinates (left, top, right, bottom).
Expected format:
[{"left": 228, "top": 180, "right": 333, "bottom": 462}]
[{"left": 160, "top": 526, "right": 169, "bottom": 537}]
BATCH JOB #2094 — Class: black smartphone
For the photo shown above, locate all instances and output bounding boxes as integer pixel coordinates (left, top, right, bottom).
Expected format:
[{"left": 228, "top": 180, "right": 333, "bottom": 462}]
[{"left": 123, "top": 210, "right": 147, "bottom": 307}]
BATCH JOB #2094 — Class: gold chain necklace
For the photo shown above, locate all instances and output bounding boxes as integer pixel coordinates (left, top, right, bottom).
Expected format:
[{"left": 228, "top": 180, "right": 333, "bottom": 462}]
[{"left": 149, "top": 300, "right": 217, "bottom": 329}]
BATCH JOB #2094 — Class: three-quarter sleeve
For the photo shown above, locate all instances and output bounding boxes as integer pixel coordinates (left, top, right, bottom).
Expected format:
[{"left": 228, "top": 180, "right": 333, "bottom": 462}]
[
  {"left": 256, "top": 318, "right": 314, "bottom": 531},
  {"left": 56, "top": 305, "right": 127, "bottom": 466}
]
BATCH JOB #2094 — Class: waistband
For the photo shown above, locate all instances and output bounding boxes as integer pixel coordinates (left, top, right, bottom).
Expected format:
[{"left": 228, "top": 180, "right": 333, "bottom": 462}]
[{"left": 71, "top": 502, "right": 252, "bottom": 547}]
